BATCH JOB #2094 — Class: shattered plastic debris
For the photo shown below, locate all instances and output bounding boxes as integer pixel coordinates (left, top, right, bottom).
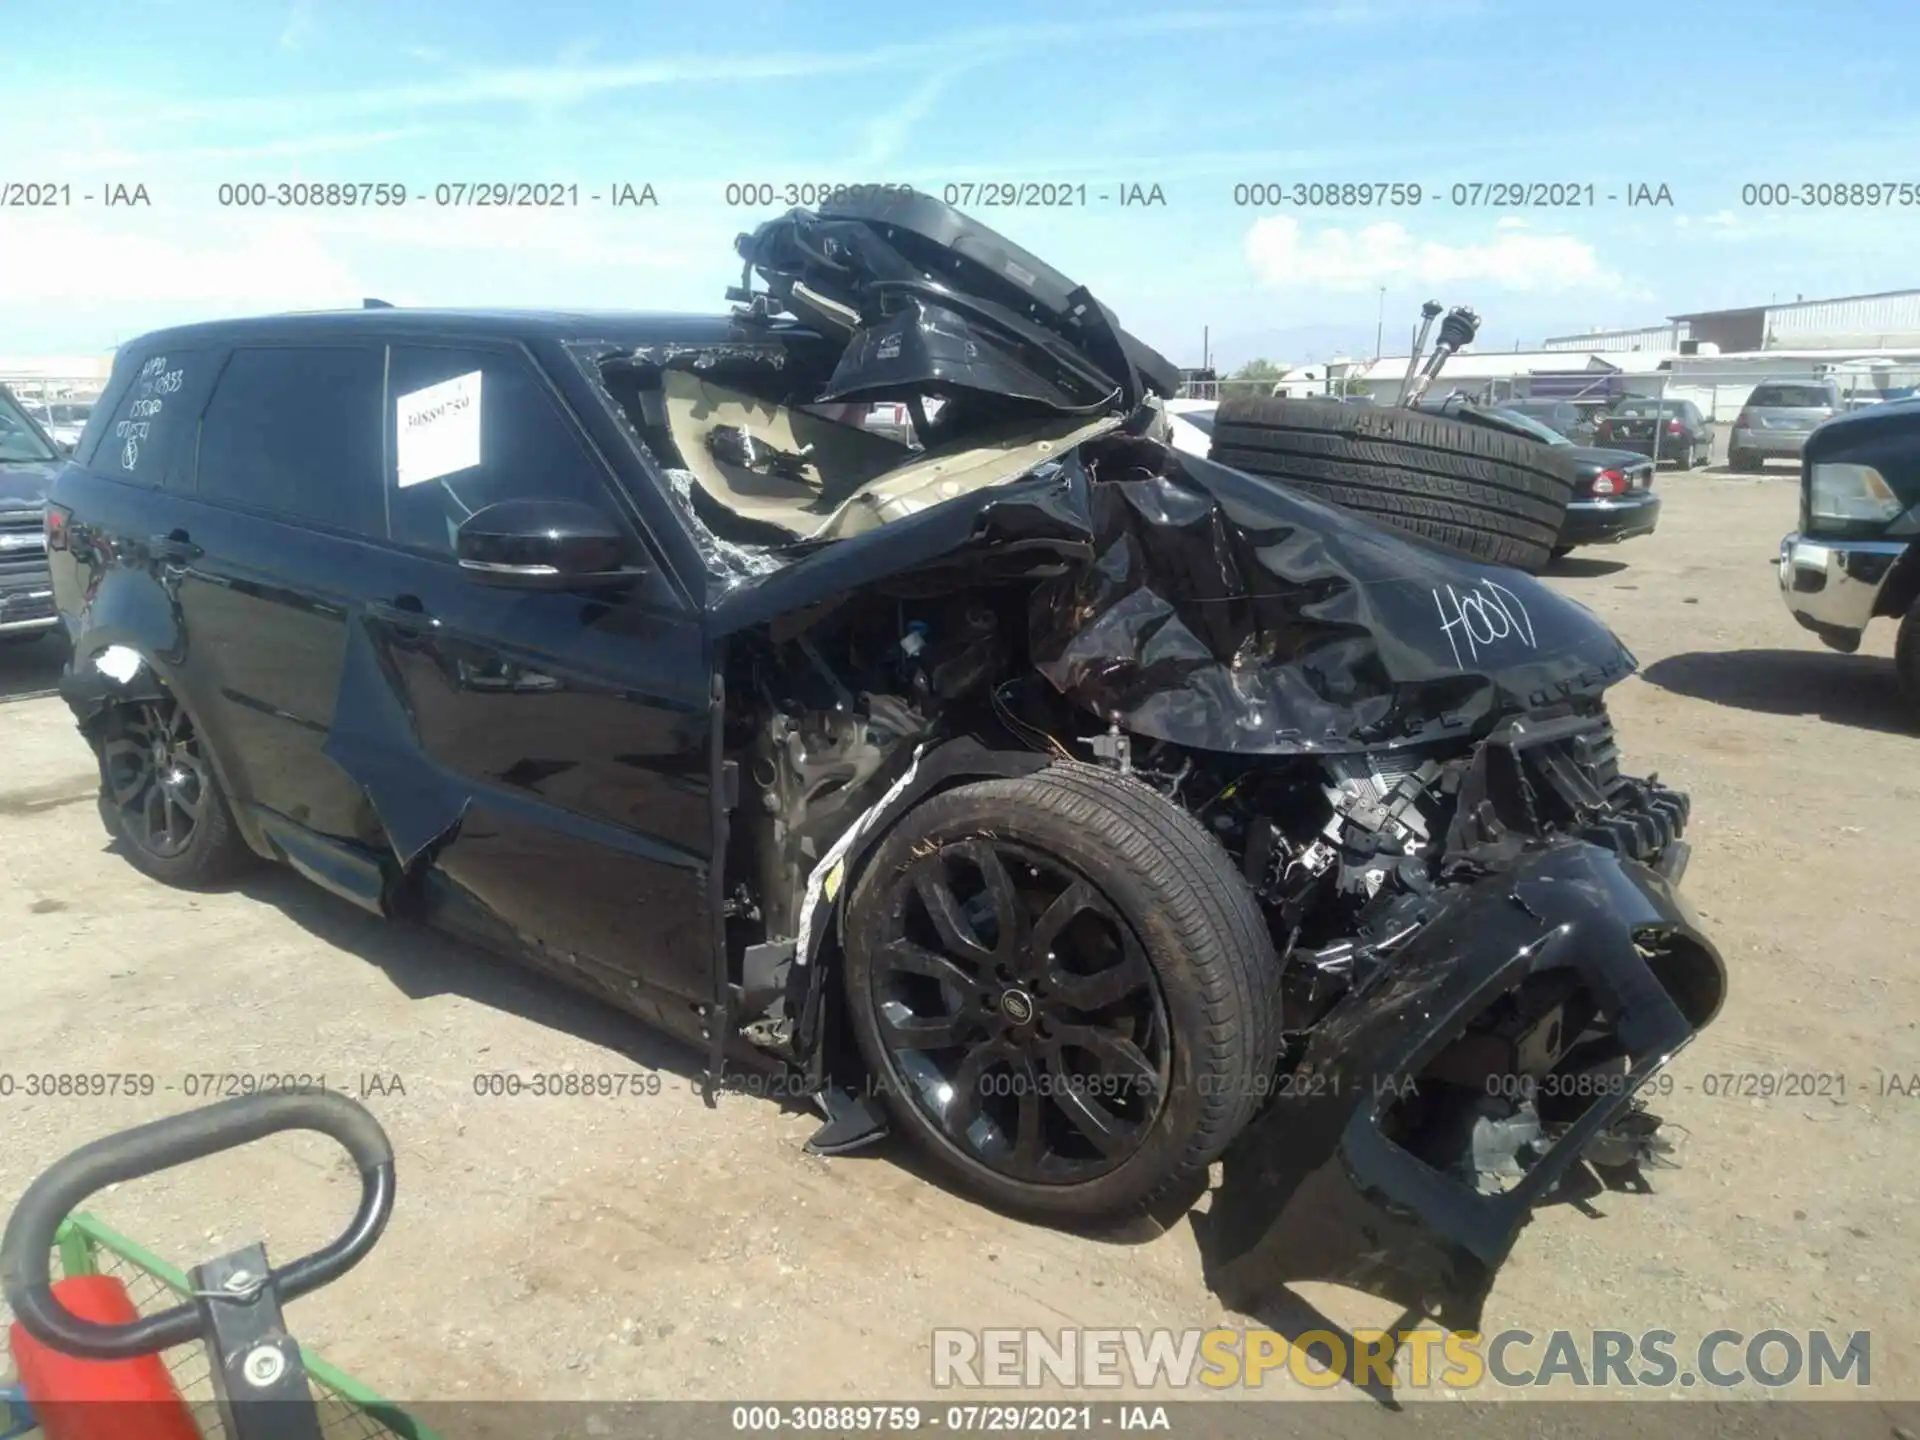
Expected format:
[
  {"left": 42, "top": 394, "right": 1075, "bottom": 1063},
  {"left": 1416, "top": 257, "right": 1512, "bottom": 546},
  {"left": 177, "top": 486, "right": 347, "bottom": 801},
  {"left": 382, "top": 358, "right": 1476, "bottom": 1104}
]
[
  {"left": 93, "top": 645, "right": 145, "bottom": 684},
  {"left": 661, "top": 468, "right": 793, "bottom": 585}
]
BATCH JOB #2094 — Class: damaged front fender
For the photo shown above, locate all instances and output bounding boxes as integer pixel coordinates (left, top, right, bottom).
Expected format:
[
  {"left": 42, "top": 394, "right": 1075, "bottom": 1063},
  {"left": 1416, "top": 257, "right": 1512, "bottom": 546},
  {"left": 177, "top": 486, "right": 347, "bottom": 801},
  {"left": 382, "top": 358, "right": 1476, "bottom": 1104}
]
[{"left": 1202, "top": 839, "right": 1725, "bottom": 1332}]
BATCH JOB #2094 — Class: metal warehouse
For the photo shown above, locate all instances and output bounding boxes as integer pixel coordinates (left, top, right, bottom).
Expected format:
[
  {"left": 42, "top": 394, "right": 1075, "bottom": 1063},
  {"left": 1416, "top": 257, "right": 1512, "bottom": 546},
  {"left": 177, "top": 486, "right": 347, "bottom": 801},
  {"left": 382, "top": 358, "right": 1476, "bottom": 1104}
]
[{"left": 1670, "top": 288, "right": 1920, "bottom": 352}]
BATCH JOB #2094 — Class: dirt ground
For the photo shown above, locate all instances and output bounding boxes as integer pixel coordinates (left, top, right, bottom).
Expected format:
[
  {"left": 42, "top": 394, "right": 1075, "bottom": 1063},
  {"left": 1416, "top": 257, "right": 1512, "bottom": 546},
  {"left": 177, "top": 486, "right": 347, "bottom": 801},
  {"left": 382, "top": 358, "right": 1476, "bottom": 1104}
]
[{"left": 1, "top": 465, "right": 1917, "bottom": 1423}]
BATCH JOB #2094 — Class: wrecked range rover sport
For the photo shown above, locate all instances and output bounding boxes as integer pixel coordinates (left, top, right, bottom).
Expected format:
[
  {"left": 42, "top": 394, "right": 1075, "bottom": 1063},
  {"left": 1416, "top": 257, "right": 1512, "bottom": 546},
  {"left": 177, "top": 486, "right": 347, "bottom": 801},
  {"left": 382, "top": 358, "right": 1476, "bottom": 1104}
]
[{"left": 47, "top": 191, "right": 1723, "bottom": 1330}]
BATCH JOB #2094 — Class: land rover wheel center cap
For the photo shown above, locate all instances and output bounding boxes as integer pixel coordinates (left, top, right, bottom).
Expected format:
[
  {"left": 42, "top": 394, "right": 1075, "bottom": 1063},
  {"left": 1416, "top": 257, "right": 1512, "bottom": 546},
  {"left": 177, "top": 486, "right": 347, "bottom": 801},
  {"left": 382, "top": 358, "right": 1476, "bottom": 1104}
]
[{"left": 999, "top": 989, "right": 1036, "bottom": 1024}]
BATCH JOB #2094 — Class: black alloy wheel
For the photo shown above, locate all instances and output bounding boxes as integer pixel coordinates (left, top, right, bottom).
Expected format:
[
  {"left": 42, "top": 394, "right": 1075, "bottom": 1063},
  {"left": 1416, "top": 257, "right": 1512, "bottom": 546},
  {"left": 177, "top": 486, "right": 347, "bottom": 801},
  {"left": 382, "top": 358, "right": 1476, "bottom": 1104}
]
[
  {"left": 864, "top": 838, "right": 1172, "bottom": 1185},
  {"left": 101, "top": 698, "right": 210, "bottom": 859},
  {"left": 842, "top": 765, "right": 1286, "bottom": 1222}
]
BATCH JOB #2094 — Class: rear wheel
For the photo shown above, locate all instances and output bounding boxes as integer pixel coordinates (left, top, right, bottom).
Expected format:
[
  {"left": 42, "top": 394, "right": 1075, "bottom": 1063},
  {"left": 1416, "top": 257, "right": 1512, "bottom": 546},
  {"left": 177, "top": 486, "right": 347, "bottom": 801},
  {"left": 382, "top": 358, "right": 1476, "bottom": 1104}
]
[
  {"left": 1208, "top": 397, "right": 1580, "bottom": 572},
  {"left": 1729, "top": 447, "right": 1760, "bottom": 473},
  {"left": 96, "top": 694, "right": 251, "bottom": 888},
  {"left": 842, "top": 763, "right": 1285, "bottom": 1222},
  {"left": 1675, "top": 443, "right": 1696, "bottom": 472}
]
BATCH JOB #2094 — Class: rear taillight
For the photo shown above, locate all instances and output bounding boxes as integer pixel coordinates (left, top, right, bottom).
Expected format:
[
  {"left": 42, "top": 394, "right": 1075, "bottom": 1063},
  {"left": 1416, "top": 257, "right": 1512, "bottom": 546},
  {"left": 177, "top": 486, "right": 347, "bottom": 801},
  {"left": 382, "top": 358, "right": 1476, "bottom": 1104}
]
[
  {"left": 1666, "top": 419, "right": 1683, "bottom": 434},
  {"left": 44, "top": 503, "right": 70, "bottom": 552},
  {"left": 1735, "top": 409, "right": 1754, "bottom": 428},
  {"left": 1591, "top": 470, "right": 1623, "bottom": 496}
]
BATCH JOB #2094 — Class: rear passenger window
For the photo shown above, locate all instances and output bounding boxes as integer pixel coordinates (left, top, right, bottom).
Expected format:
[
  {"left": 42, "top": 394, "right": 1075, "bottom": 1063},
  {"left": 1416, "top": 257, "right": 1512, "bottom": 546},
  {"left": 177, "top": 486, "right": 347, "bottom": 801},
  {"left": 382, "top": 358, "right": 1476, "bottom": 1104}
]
[
  {"left": 194, "top": 347, "right": 386, "bottom": 535},
  {"left": 1750, "top": 384, "right": 1834, "bottom": 408},
  {"left": 384, "top": 346, "right": 622, "bottom": 557},
  {"left": 91, "top": 349, "right": 215, "bottom": 487}
]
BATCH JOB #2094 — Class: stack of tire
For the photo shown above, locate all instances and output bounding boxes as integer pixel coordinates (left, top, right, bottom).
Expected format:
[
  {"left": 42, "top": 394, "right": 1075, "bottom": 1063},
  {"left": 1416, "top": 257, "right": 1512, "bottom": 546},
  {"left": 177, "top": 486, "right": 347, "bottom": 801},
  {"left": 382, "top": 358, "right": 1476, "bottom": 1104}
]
[{"left": 1206, "top": 397, "right": 1585, "bottom": 574}]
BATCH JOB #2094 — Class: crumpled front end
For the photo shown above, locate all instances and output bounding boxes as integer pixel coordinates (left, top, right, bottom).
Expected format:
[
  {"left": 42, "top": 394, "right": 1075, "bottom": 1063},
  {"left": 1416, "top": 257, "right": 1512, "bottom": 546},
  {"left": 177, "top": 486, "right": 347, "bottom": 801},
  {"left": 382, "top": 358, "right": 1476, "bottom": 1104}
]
[{"left": 1203, "top": 839, "right": 1725, "bottom": 1332}]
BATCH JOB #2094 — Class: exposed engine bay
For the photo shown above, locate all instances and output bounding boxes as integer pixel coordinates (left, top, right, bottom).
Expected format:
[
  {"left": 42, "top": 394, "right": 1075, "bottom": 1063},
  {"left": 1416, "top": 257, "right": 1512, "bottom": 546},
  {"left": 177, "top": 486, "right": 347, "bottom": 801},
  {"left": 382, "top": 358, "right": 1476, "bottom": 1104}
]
[{"left": 564, "top": 192, "right": 1726, "bottom": 1329}]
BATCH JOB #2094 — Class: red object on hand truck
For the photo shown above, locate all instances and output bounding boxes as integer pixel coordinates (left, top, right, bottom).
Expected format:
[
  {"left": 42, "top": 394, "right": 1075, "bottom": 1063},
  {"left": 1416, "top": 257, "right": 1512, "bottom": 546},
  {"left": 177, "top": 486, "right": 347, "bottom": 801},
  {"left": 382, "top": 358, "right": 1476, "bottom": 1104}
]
[
  {"left": 9, "top": 1273, "right": 199, "bottom": 1440},
  {"left": 2, "top": 1091, "right": 397, "bottom": 1440}
]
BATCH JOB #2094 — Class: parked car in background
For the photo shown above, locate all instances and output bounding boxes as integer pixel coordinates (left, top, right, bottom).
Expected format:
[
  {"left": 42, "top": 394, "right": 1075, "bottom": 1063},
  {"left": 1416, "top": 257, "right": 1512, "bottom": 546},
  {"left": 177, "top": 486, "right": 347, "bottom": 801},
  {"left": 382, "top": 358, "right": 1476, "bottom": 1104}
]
[
  {"left": 1594, "top": 397, "right": 1714, "bottom": 469},
  {"left": 1464, "top": 405, "right": 1660, "bottom": 559},
  {"left": 27, "top": 399, "right": 93, "bottom": 451},
  {"left": 0, "top": 383, "right": 63, "bottom": 644},
  {"left": 1504, "top": 398, "right": 1598, "bottom": 445},
  {"left": 1730, "top": 380, "right": 1841, "bottom": 472},
  {"left": 1777, "top": 398, "right": 1920, "bottom": 714}
]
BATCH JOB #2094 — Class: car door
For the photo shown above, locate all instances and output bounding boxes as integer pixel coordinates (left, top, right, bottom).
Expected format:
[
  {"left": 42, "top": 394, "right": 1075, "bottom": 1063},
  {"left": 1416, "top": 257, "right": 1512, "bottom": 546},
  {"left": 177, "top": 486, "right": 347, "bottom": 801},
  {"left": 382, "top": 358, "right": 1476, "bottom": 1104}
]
[
  {"left": 328, "top": 339, "right": 716, "bottom": 1019},
  {"left": 167, "top": 343, "right": 394, "bottom": 850},
  {"left": 1683, "top": 401, "right": 1711, "bottom": 459}
]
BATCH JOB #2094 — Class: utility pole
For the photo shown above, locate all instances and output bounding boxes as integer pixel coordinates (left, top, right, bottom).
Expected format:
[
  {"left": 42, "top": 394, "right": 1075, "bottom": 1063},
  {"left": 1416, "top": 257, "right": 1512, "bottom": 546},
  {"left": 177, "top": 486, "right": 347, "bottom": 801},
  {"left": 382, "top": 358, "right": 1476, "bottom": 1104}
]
[{"left": 1376, "top": 287, "right": 1385, "bottom": 361}]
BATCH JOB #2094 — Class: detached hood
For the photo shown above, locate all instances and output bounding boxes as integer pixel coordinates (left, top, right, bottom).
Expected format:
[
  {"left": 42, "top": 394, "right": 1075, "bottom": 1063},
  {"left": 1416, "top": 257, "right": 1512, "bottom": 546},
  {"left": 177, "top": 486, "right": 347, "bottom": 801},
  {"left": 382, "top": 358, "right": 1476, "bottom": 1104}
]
[{"left": 713, "top": 433, "right": 1634, "bottom": 755}]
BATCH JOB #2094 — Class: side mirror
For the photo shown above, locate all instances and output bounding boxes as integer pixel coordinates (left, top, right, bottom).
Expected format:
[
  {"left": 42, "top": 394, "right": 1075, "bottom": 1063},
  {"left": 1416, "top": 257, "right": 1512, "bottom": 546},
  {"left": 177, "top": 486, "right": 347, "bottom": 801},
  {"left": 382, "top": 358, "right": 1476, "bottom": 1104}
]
[{"left": 454, "top": 498, "right": 645, "bottom": 591}]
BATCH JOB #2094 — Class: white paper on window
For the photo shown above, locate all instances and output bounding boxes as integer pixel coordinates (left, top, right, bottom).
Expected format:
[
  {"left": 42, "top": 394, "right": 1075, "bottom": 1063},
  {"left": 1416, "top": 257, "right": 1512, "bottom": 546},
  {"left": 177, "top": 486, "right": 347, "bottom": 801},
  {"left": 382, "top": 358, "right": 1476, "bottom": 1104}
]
[{"left": 395, "top": 370, "right": 482, "bottom": 488}]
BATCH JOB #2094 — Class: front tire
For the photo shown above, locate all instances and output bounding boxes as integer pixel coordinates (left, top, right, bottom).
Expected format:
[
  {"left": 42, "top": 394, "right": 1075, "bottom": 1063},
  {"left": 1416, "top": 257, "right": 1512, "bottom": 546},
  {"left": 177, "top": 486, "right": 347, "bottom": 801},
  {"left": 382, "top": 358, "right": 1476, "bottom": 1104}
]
[
  {"left": 841, "top": 763, "right": 1285, "bottom": 1223},
  {"left": 95, "top": 694, "right": 252, "bottom": 888}
]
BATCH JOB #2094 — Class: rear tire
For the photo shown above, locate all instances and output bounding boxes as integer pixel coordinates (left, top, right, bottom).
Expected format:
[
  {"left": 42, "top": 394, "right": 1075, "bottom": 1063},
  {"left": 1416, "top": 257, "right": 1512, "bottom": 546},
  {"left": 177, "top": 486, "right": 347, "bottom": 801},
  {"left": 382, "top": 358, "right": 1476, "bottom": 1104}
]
[
  {"left": 1208, "top": 397, "right": 1580, "bottom": 573},
  {"left": 841, "top": 763, "right": 1285, "bottom": 1223},
  {"left": 1729, "top": 448, "right": 1760, "bottom": 473},
  {"left": 94, "top": 693, "right": 252, "bottom": 889}
]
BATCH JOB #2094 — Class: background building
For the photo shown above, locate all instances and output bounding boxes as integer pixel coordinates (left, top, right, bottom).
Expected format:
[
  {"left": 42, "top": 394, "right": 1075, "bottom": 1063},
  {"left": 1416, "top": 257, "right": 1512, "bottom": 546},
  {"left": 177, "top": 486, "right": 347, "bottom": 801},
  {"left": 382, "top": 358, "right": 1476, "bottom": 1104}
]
[
  {"left": 1540, "top": 324, "right": 1688, "bottom": 354},
  {"left": 1668, "top": 289, "right": 1920, "bottom": 352}
]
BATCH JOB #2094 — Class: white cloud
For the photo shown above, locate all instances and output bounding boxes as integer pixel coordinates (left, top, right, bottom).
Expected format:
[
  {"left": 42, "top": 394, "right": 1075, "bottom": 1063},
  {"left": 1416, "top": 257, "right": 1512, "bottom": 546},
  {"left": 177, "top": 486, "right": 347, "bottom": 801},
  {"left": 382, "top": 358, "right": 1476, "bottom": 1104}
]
[
  {"left": 49, "top": 9, "right": 1398, "bottom": 128},
  {"left": 0, "top": 213, "right": 362, "bottom": 311},
  {"left": 856, "top": 70, "right": 957, "bottom": 168},
  {"left": 1674, "top": 209, "right": 1742, "bottom": 232},
  {"left": 1244, "top": 215, "right": 1618, "bottom": 293},
  {"left": 280, "top": 0, "right": 317, "bottom": 51}
]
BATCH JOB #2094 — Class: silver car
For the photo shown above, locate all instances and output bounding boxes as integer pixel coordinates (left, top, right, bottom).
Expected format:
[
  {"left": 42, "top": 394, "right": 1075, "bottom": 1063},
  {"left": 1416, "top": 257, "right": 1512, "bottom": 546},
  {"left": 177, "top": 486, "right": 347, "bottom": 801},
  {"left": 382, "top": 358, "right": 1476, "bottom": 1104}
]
[{"left": 1729, "top": 380, "right": 1839, "bottom": 471}]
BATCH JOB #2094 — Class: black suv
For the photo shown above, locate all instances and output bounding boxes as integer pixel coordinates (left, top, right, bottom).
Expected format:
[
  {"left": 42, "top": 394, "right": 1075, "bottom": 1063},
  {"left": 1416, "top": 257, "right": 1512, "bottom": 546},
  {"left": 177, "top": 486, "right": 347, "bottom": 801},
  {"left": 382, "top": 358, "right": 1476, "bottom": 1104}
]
[
  {"left": 0, "top": 382, "right": 63, "bottom": 645},
  {"left": 48, "top": 194, "right": 1722, "bottom": 1328}
]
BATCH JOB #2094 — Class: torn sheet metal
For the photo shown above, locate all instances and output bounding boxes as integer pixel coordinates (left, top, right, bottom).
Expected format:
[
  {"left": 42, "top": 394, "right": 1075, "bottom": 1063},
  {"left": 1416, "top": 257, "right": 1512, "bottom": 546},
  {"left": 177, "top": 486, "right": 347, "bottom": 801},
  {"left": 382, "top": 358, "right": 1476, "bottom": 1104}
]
[
  {"left": 733, "top": 195, "right": 1181, "bottom": 413},
  {"left": 708, "top": 432, "right": 1635, "bottom": 755},
  {"left": 1202, "top": 840, "right": 1724, "bottom": 1331},
  {"left": 320, "top": 615, "right": 472, "bottom": 870},
  {"left": 1024, "top": 441, "right": 1639, "bottom": 755}
]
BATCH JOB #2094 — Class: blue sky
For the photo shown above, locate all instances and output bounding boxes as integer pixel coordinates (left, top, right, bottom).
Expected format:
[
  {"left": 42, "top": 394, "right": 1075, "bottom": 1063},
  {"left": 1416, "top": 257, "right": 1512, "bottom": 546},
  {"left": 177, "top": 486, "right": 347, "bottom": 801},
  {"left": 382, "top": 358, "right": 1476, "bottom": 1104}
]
[{"left": 4, "top": 0, "right": 1916, "bottom": 368}]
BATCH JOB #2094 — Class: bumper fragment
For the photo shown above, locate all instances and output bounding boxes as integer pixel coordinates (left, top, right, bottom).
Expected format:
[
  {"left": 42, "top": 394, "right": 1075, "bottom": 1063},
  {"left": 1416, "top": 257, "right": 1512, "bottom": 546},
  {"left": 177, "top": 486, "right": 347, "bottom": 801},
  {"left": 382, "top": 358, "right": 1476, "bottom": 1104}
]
[
  {"left": 1558, "top": 494, "right": 1660, "bottom": 548},
  {"left": 1202, "top": 840, "right": 1724, "bottom": 1332}
]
